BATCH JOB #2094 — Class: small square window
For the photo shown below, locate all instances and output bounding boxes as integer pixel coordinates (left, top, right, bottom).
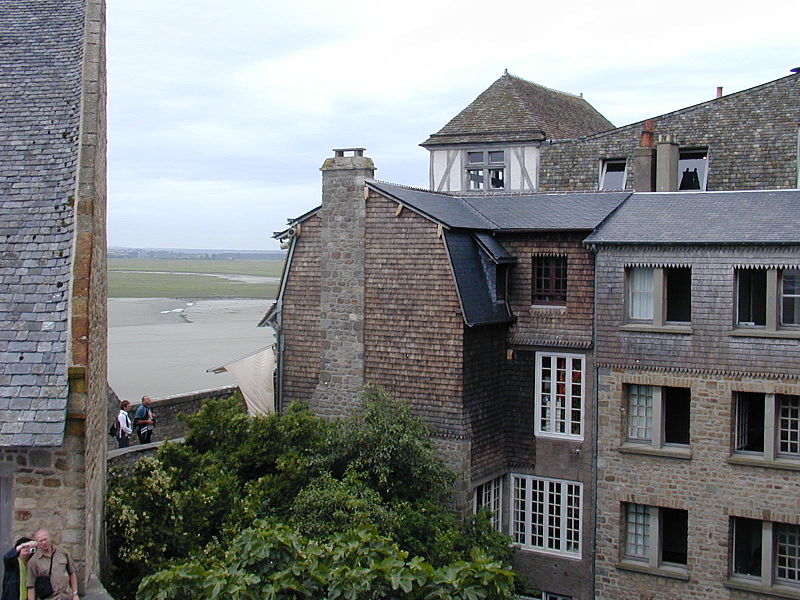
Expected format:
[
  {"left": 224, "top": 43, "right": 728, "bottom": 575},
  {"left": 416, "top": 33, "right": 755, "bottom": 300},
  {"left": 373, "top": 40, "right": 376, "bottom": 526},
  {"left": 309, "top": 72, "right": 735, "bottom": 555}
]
[
  {"left": 488, "top": 150, "right": 504, "bottom": 164},
  {"left": 737, "top": 269, "right": 767, "bottom": 327},
  {"left": 782, "top": 269, "right": 800, "bottom": 325},
  {"left": 628, "top": 267, "right": 654, "bottom": 320},
  {"left": 736, "top": 267, "right": 800, "bottom": 331},
  {"left": 533, "top": 256, "right": 567, "bottom": 305},
  {"left": 467, "top": 151, "right": 484, "bottom": 164},
  {"left": 467, "top": 169, "right": 484, "bottom": 190},
  {"left": 627, "top": 266, "right": 691, "bottom": 326},
  {"left": 623, "top": 504, "right": 688, "bottom": 569},
  {"left": 733, "top": 392, "right": 800, "bottom": 461},
  {"left": 730, "top": 518, "right": 800, "bottom": 590},
  {"left": 512, "top": 474, "right": 582, "bottom": 557},
  {"left": 626, "top": 385, "right": 690, "bottom": 448},
  {"left": 464, "top": 150, "right": 505, "bottom": 190}
]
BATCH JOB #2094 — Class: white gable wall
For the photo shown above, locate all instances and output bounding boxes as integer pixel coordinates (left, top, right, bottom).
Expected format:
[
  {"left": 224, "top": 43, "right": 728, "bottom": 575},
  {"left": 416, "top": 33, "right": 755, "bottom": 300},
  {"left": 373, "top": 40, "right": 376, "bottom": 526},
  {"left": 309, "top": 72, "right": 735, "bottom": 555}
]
[{"left": 428, "top": 144, "right": 540, "bottom": 192}]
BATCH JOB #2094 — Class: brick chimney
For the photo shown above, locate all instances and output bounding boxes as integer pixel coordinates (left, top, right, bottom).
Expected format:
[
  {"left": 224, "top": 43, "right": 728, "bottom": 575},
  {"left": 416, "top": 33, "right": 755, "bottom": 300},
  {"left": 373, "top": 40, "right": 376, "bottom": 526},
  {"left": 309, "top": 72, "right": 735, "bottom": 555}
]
[
  {"left": 313, "top": 148, "right": 375, "bottom": 416},
  {"left": 655, "top": 134, "right": 679, "bottom": 191},
  {"left": 632, "top": 120, "right": 656, "bottom": 192}
]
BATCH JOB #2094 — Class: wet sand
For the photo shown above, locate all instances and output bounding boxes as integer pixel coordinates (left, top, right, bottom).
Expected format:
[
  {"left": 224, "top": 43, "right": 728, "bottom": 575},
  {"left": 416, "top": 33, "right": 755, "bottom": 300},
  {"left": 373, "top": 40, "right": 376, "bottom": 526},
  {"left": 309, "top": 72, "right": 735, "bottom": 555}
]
[{"left": 108, "top": 298, "right": 274, "bottom": 401}]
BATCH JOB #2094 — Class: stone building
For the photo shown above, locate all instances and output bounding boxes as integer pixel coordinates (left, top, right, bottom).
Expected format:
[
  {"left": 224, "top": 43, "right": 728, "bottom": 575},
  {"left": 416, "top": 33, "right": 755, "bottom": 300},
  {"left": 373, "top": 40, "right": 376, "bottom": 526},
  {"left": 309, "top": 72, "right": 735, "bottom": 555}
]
[
  {"left": 586, "top": 190, "right": 800, "bottom": 599},
  {"left": 268, "top": 69, "right": 799, "bottom": 599},
  {"left": 0, "top": 0, "right": 107, "bottom": 590}
]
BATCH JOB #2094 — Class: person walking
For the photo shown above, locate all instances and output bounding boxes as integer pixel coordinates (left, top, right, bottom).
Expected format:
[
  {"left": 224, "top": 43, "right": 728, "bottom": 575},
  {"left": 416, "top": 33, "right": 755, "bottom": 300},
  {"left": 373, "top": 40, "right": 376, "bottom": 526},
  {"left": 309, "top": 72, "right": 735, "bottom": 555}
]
[
  {"left": 133, "top": 396, "right": 155, "bottom": 444},
  {"left": 25, "top": 529, "right": 78, "bottom": 600},
  {"left": 2, "top": 537, "right": 35, "bottom": 600},
  {"left": 115, "top": 400, "right": 133, "bottom": 448}
]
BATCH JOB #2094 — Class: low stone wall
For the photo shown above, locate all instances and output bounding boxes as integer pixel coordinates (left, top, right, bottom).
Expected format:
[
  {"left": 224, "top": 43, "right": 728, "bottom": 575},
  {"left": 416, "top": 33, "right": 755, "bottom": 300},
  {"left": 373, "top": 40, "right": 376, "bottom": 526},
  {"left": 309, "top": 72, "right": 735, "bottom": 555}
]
[{"left": 107, "top": 385, "right": 239, "bottom": 451}]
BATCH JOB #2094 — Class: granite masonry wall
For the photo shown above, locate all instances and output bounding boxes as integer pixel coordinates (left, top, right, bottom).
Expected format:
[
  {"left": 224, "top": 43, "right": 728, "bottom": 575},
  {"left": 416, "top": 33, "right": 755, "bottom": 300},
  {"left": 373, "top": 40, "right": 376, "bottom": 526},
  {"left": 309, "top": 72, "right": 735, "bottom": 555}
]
[
  {"left": 538, "top": 73, "right": 800, "bottom": 192},
  {"left": 595, "top": 368, "right": 800, "bottom": 600},
  {"left": 309, "top": 152, "right": 374, "bottom": 417}
]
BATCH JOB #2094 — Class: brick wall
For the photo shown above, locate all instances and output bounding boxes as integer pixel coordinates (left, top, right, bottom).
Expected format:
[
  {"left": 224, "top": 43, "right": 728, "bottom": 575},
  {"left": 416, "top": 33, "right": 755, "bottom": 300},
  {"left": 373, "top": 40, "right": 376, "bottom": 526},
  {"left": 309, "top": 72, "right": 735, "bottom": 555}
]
[
  {"left": 594, "top": 246, "right": 800, "bottom": 377},
  {"left": 539, "top": 73, "right": 800, "bottom": 192},
  {"left": 595, "top": 368, "right": 800, "bottom": 600},
  {"left": 279, "top": 214, "right": 322, "bottom": 409}
]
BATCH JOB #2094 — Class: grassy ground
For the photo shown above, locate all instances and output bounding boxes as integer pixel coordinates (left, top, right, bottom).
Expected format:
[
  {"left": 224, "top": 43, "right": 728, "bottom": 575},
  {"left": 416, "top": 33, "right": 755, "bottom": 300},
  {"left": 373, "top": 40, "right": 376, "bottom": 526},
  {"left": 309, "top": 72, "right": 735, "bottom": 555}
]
[{"left": 108, "top": 258, "right": 284, "bottom": 298}]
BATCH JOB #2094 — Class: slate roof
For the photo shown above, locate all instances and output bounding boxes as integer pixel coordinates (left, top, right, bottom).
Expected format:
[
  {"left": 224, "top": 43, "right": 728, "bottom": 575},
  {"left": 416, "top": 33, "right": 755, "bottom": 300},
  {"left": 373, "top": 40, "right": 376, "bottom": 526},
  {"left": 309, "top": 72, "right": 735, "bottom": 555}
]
[
  {"left": 421, "top": 72, "right": 614, "bottom": 147},
  {"left": 0, "top": 0, "right": 87, "bottom": 446},
  {"left": 585, "top": 190, "right": 800, "bottom": 245},
  {"left": 368, "top": 181, "right": 631, "bottom": 232}
]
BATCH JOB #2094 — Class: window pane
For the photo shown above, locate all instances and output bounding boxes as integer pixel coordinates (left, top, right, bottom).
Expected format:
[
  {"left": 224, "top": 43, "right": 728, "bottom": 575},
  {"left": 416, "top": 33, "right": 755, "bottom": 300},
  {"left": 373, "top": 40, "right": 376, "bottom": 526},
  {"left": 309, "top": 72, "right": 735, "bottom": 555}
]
[
  {"left": 664, "top": 387, "right": 690, "bottom": 445},
  {"left": 778, "top": 395, "right": 800, "bottom": 457},
  {"left": 474, "top": 476, "right": 503, "bottom": 531},
  {"left": 734, "top": 393, "right": 765, "bottom": 453},
  {"left": 737, "top": 269, "right": 767, "bottom": 326},
  {"left": 625, "top": 503, "right": 650, "bottom": 559},
  {"left": 629, "top": 268, "right": 654, "bottom": 320},
  {"left": 782, "top": 269, "right": 800, "bottom": 325},
  {"left": 467, "top": 152, "right": 483, "bottom": 164},
  {"left": 513, "top": 475, "right": 581, "bottom": 556},
  {"left": 776, "top": 523, "right": 800, "bottom": 584},
  {"left": 732, "top": 517, "right": 762, "bottom": 577},
  {"left": 665, "top": 267, "right": 691, "bottom": 322},
  {"left": 489, "top": 168, "right": 505, "bottom": 189},
  {"left": 488, "top": 151, "right": 504, "bottom": 164},
  {"left": 627, "top": 385, "right": 653, "bottom": 441},
  {"left": 467, "top": 169, "right": 484, "bottom": 190},
  {"left": 533, "top": 256, "right": 567, "bottom": 305},
  {"left": 601, "top": 160, "right": 626, "bottom": 190},
  {"left": 661, "top": 508, "right": 688, "bottom": 565},
  {"left": 678, "top": 149, "right": 707, "bottom": 191}
]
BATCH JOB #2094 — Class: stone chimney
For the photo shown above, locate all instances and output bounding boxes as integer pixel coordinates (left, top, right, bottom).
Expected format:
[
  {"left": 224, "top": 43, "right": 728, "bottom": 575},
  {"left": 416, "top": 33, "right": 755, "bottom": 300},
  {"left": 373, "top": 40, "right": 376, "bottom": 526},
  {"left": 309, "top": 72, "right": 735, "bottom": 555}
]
[
  {"left": 655, "top": 134, "right": 679, "bottom": 191},
  {"left": 632, "top": 120, "right": 656, "bottom": 192},
  {"left": 312, "top": 148, "right": 375, "bottom": 417}
]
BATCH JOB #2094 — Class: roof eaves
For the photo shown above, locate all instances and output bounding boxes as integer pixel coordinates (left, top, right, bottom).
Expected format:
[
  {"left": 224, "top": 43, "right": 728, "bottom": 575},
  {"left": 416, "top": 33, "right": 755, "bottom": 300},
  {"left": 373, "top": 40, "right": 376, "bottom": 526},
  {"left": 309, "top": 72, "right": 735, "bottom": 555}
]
[{"left": 272, "top": 206, "right": 321, "bottom": 239}]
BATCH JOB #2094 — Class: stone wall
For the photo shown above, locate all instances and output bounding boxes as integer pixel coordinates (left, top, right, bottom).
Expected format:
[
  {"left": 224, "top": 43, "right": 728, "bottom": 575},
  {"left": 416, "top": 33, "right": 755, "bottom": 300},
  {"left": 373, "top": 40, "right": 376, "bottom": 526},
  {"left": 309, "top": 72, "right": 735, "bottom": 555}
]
[
  {"left": 539, "top": 73, "right": 800, "bottom": 192},
  {"left": 595, "top": 368, "right": 800, "bottom": 600}
]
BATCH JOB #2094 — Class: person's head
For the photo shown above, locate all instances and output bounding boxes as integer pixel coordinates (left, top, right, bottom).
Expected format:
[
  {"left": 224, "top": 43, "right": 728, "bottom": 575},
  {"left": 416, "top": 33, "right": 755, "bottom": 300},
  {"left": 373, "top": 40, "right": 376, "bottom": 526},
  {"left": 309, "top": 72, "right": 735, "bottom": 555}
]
[
  {"left": 141, "top": 396, "right": 151, "bottom": 407},
  {"left": 121, "top": 400, "right": 130, "bottom": 411},
  {"left": 34, "top": 529, "right": 52, "bottom": 554}
]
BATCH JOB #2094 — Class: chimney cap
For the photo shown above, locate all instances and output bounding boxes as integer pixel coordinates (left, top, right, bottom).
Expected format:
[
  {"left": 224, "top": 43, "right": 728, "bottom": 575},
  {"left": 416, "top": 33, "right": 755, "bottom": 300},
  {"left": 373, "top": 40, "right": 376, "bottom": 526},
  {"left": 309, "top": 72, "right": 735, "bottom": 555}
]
[
  {"left": 333, "top": 148, "right": 366, "bottom": 158},
  {"left": 791, "top": 67, "right": 800, "bottom": 73}
]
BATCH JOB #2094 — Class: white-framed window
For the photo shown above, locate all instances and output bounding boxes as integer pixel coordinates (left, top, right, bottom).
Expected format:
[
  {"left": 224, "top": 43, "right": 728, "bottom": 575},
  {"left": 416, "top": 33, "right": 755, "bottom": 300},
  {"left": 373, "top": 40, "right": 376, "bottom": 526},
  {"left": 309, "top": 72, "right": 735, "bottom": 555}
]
[
  {"left": 678, "top": 148, "right": 708, "bottom": 191},
  {"left": 534, "top": 352, "right": 584, "bottom": 440},
  {"left": 623, "top": 503, "right": 688, "bottom": 570},
  {"left": 736, "top": 267, "right": 800, "bottom": 330},
  {"left": 473, "top": 475, "right": 503, "bottom": 531},
  {"left": 512, "top": 474, "right": 582, "bottom": 557},
  {"left": 522, "top": 592, "right": 573, "bottom": 600},
  {"left": 734, "top": 392, "right": 800, "bottom": 461},
  {"left": 626, "top": 266, "right": 691, "bottom": 325},
  {"left": 626, "top": 385, "right": 690, "bottom": 447},
  {"left": 731, "top": 517, "right": 800, "bottom": 590},
  {"left": 466, "top": 150, "right": 505, "bottom": 190},
  {"left": 600, "top": 158, "right": 627, "bottom": 190}
]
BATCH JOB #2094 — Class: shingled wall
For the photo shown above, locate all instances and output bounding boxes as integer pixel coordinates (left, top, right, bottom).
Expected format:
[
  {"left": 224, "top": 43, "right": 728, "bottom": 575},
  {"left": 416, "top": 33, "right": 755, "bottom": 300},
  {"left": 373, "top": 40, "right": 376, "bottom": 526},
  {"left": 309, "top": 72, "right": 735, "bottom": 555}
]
[
  {"left": 538, "top": 73, "right": 800, "bottom": 192},
  {"left": 278, "top": 214, "right": 322, "bottom": 409}
]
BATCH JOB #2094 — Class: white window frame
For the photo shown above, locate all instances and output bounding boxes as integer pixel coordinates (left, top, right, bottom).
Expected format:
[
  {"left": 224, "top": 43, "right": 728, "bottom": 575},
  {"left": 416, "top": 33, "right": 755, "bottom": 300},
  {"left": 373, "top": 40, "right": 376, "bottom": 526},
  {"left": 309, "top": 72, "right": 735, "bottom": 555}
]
[
  {"left": 473, "top": 475, "right": 503, "bottom": 531},
  {"left": 734, "top": 392, "right": 800, "bottom": 462},
  {"left": 623, "top": 503, "right": 688, "bottom": 572},
  {"left": 464, "top": 149, "right": 506, "bottom": 190},
  {"left": 522, "top": 592, "right": 573, "bottom": 600},
  {"left": 730, "top": 517, "right": 800, "bottom": 591},
  {"left": 599, "top": 158, "right": 627, "bottom": 190},
  {"left": 512, "top": 474, "right": 582, "bottom": 558},
  {"left": 534, "top": 352, "right": 585, "bottom": 441}
]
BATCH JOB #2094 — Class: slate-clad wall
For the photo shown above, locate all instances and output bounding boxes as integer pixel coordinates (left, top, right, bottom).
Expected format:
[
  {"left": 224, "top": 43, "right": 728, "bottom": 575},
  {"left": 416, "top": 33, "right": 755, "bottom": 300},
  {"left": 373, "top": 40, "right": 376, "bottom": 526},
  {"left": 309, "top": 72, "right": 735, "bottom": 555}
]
[
  {"left": 462, "top": 324, "right": 508, "bottom": 482},
  {"left": 539, "top": 73, "right": 800, "bottom": 192},
  {"left": 594, "top": 246, "right": 800, "bottom": 376},
  {"left": 278, "top": 215, "right": 322, "bottom": 409},
  {"left": 363, "top": 192, "right": 466, "bottom": 437},
  {"left": 595, "top": 368, "right": 800, "bottom": 600},
  {"left": 502, "top": 233, "right": 594, "bottom": 348}
]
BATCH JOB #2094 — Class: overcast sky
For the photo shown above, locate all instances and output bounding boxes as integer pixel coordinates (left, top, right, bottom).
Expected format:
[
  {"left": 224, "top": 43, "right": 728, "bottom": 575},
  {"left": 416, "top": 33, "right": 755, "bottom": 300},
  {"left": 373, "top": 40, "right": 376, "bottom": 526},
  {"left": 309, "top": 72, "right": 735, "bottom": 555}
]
[{"left": 107, "top": 0, "right": 799, "bottom": 251}]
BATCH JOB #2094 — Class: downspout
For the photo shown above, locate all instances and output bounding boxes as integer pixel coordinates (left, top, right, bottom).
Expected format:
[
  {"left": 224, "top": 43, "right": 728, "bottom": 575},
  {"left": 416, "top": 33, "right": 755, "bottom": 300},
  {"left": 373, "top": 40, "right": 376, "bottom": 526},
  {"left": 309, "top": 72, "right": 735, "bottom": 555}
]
[
  {"left": 589, "top": 241, "right": 599, "bottom": 600},
  {"left": 272, "top": 228, "right": 299, "bottom": 412}
]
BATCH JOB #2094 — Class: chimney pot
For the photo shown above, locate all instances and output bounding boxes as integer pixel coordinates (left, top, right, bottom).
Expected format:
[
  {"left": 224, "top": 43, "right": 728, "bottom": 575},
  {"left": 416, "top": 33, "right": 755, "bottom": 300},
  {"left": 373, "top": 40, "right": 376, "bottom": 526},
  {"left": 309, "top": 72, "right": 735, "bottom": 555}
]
[{"left": 716, "top": 86, "right": 723, "bottom": 98}]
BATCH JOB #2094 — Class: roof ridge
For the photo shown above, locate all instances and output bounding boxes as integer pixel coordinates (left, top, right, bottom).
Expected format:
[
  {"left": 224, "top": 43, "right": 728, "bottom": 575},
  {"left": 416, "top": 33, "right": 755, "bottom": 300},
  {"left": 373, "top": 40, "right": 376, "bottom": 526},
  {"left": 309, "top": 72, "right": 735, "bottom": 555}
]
[
  {"left": 371, "top": 179, "right": 457, "bottom": 196},
  {"left": 505, "top": 71, "right": 584, "bottom": 100}
]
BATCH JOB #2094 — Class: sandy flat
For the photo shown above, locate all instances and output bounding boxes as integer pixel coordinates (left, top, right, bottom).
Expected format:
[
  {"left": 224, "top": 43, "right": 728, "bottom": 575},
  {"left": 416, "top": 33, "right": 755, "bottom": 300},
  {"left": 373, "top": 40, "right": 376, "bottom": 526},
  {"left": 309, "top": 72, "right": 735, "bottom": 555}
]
[{"left": 108, "top": 298, "right": 274, "bottom": 401}]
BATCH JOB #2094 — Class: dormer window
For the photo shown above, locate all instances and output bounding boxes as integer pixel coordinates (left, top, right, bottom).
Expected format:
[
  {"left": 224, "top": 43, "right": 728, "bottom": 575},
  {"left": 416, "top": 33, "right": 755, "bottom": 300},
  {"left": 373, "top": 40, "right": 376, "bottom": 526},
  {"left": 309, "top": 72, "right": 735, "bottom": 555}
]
[
  {"left": 466, "top": 150, "right": 505, "bottom": 190},
  {"left": 600, "top": 159, "right": 627, "bottom": 190},
  {"left": 678, "top": 148, "right": 708, "bottom": 191}
]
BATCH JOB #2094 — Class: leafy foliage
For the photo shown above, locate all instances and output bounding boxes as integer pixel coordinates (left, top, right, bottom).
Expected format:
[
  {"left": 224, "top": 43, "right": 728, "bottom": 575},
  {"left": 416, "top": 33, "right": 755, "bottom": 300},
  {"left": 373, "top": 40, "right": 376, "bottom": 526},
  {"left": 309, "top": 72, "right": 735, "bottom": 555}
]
[
  {"left": 137, "top": 521, "right": 516, "bottom": 600},
  {"left": 104, "top": 389, "right": 516, "bottom": 600}
]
